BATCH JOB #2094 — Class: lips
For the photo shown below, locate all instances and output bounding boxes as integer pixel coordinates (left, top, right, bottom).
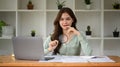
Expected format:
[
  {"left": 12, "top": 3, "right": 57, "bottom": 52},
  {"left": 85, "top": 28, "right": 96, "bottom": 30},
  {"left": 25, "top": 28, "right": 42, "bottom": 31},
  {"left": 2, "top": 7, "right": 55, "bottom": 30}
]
[
  {"left": 62, "top": 25, "right": 70, "bottom": 30},
  {"left": 63, "top": 25, "right": 69, "bottom": 27},
  {"left": 63, "top": 25, "right": 69, "bottom": 29}
]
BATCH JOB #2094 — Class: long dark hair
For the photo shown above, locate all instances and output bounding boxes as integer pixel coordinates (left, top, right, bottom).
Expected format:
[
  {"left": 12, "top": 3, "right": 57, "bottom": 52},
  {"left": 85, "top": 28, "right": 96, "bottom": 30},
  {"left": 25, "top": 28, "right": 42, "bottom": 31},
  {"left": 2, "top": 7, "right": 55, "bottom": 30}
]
[{"left": 51, "top": 7, "right": 77, "bottom": 55}]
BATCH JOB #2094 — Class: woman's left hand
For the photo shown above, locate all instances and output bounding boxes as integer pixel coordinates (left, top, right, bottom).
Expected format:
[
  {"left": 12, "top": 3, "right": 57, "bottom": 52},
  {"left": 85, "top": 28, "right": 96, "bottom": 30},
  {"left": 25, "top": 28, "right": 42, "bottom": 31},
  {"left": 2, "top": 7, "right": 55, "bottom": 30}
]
[{"left": 66, "top": 26, "right": 80, "bottom": 36}]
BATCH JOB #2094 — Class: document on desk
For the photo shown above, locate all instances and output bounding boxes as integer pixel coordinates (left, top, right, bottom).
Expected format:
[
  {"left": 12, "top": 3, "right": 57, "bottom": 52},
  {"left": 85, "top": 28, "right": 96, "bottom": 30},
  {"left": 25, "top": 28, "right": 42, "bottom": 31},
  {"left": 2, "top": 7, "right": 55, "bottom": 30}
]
[
  {"left": 88, "top": 56, "right": 115, "bottom": 62},
  {"left": 39, "top": 56, "right": 115, "bottom": 62},
  {"left": 40, "top": 56, "right": 88, "bottom": 62},
  {"left": 60, "top": 56, "right": 88, "bottom": 62}
]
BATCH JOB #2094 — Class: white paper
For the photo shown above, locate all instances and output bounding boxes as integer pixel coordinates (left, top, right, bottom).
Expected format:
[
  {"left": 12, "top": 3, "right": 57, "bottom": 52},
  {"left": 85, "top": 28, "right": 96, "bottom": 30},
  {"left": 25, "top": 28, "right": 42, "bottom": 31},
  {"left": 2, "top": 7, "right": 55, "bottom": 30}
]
[
  {"left": 60, "top": 56, "right": 88, "bottom": 62},
  {"left": 88, "top": 56, "right": 115, "bottom": 62},
  {"left": 39, "top": 56, "right": 115, "bottom": 63}
]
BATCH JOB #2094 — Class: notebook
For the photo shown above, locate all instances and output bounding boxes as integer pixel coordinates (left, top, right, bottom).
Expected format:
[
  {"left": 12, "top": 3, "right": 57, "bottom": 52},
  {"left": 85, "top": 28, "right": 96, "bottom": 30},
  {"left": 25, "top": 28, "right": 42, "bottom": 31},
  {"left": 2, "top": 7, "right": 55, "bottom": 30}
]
[{"left": 12, "top": 36, "right": 45, "bottom": 60}]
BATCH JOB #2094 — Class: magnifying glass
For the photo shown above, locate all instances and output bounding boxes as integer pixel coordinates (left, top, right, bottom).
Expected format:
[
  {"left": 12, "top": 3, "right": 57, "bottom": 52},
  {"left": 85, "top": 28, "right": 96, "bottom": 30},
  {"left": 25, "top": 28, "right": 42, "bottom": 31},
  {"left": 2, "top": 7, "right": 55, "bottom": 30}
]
[{"left": 59, "top": 34, "right": 68, "bottom": 44}]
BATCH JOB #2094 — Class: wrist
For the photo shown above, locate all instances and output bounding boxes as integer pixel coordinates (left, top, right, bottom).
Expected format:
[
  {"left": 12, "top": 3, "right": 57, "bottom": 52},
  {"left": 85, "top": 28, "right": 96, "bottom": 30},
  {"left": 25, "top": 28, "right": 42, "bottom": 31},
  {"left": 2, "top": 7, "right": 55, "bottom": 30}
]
[{"left": 48, "top": 47, "right": 53, "bottom": 52}]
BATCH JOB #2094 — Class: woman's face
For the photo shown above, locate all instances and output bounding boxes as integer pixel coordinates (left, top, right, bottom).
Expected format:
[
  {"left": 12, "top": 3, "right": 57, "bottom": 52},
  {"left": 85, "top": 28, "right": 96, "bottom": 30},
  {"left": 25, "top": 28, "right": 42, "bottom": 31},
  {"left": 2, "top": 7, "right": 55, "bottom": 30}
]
[{"left": 59, "top": 12, "right": 73, "bottom": 30}]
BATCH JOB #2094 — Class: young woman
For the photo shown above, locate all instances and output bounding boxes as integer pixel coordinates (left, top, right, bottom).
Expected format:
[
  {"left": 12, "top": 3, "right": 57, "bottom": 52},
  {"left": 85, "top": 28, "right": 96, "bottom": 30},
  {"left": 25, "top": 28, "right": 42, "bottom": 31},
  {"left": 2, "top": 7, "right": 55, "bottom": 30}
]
[{"left": 44, "top": 7, "right": 92, "bottom": 56}]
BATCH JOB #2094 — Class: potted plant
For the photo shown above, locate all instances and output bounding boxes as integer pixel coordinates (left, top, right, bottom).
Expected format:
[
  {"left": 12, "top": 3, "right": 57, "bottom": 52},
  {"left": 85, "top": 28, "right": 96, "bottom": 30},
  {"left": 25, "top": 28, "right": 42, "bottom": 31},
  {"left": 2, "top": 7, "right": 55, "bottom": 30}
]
[
  {"left": 31, "top": 30, "right": 36, "bottom": 37},
  {"left": 27, "top": 0, "right": 34, "bottom": 9},
  {"left": 112, "top": 2, "right": 120, "bottom": 9},
  {"left": 113, "top": 27, "right": 119, "bottom": 37},
  {"left": 86, "top": 25, "right": 92, "bottom": 37},
  {"left": 84, "top": 0, "right": 92, "bottom": 9},
  {"left": 0, "top": 20, "right": 7, "bottom": 37},
  {"left": 0, "top": 20, "right": 14, "bottom": 37},
  {"left": 56, "top": 0, "right": 66, "bottom": 9}
]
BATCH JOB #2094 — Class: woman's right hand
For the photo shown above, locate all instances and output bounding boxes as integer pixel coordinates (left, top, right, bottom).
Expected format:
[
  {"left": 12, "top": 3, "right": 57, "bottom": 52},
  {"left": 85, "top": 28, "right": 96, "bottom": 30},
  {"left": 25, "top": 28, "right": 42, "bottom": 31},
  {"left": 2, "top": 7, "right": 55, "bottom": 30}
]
[{"left": 48, "top": 40, "right": 58, "bottom": 52}]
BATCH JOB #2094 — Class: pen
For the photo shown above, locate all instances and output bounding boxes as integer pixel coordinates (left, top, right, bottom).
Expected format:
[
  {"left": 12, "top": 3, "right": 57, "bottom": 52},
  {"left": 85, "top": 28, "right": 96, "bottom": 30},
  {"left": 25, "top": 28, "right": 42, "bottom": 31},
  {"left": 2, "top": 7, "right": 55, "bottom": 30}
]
[{"left": 91, "top": 56, "right": 104, "bottom": 59}]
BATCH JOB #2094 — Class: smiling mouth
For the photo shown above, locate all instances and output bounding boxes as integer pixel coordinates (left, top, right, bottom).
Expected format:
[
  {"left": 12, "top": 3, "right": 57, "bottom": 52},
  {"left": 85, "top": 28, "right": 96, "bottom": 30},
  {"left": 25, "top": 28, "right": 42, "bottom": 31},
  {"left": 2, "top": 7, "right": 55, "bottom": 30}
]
[
  {"left": 63, "top": 25, "right": 69, "bottom": 27},
  {"left": 63, "top": 25, "right": 70, "bottom": 30}
]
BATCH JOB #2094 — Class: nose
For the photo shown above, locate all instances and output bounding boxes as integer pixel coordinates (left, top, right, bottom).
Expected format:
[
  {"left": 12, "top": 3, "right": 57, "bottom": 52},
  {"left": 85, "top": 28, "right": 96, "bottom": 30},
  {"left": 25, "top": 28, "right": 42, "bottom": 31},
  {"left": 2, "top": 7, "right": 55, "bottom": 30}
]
[{"left": 63, "top": 19, "right": 67, "bottom": 24}]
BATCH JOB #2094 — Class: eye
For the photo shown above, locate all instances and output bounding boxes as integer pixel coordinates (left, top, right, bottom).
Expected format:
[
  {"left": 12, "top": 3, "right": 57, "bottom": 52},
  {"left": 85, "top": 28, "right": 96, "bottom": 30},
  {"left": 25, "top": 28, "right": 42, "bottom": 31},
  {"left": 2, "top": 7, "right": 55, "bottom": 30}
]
[
  {"left": 66, "top": 17, "right": 71, "bottom": 21},
  {"left": 60, "top": 18, "right": 64, "bottom": 21}
]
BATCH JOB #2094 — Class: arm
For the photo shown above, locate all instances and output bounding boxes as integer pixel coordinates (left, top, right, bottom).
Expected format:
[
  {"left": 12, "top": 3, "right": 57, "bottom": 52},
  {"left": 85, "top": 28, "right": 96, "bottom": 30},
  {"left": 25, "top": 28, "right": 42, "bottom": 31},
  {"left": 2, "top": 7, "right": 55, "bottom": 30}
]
[
  {"left": 66, "top": 27, "right": 92, "bottom": 56},
  {"left": 43, "top": 36, "right": 58, "bottom": 56},
  {"left": 43, "top": 36, "right": 52, "bottom": 55},
  {"left": 78, "top": 31, "right": 92, "bottom": 56}
]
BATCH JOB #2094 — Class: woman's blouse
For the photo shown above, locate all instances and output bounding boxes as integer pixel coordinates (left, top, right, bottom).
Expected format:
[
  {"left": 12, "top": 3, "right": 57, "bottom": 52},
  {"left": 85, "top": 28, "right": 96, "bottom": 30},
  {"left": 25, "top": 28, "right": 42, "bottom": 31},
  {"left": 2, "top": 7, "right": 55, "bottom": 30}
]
[{"left": 44, "top": 32, "right": 92, "bottom": 56}]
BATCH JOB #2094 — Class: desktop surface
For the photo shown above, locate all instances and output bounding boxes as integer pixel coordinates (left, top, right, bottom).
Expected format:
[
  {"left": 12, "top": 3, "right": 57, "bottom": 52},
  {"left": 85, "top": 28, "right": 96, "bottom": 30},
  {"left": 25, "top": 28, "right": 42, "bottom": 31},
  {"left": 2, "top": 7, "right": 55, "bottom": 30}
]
[{"left": 0, "top": 55, "right": 120, "bottom": 67}]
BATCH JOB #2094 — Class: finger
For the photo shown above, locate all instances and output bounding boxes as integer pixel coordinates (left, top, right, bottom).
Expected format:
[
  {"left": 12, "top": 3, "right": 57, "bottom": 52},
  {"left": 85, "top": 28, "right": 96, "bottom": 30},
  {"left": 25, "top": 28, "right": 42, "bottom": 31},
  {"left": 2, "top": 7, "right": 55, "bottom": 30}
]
[
  {"left": 49, "top": 41, "right": 55, "bottom": 47},
  {"left": 67, "top": 27, "right": 73, "bottom": 34},
  {"left": 68, "top": 27, "right": 75, "bottom": 33},
  {"left": 50, "top": 40, "right": 58, "bottom": 47},
  {"left": 54, "top": 40, "right": 59, "bottom": 45},
  {"left": 66, "top": 26, "right": 70, "bottom": 30},
  {"left": 50, "top": 43, "right": 54, "bottom": 47}
]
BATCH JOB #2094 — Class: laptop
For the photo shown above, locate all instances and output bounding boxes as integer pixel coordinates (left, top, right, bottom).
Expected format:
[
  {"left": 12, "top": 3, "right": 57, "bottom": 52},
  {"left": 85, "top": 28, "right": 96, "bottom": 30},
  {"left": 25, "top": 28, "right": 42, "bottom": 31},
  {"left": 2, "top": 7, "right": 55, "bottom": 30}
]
[{"left": 12, "top": 36, "right": 45, "bottom": 61}]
